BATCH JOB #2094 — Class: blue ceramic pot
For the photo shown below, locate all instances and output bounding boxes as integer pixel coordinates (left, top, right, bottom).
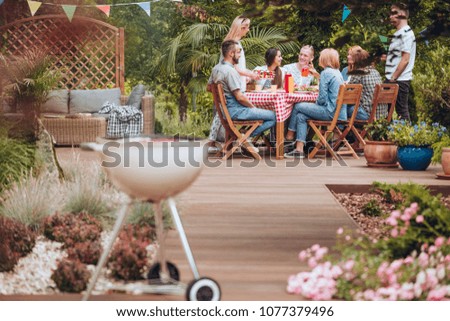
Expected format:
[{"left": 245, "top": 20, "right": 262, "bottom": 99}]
[{"left": 397, "top": 145, "right": 433, "bottom": 171}]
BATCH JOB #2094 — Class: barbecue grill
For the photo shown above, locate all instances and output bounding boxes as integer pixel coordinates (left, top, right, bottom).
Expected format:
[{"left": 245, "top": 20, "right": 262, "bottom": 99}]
[{"left": 80, "top": 136, "right": 220, "bottom": 301}]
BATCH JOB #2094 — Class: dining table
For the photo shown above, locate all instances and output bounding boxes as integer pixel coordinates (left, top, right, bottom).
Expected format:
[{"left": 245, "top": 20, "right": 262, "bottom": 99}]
[{"left": 246, "top": 90, "right": 319, "bottom": 159}]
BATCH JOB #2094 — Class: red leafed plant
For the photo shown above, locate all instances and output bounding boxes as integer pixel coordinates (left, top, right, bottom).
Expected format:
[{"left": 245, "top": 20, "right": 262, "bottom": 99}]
[
  {"left": 51, "top": 259, "right": 91, "bottom": 293},
  {"left": 66, "top": 240, "right": 102, "bottom": 265}
]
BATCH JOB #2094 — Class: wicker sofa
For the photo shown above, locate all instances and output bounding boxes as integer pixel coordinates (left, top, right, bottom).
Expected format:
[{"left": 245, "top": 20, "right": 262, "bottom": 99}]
[{"left": 2, "top": 88, "right": 155, "bottom": 146}]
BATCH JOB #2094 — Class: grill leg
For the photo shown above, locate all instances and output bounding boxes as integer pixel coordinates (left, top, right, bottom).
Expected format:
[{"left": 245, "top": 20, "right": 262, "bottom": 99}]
[
  {"left": 82, "top": 202, "right": 130, "bottom": 301},
  {"left": 167, "top": 197, "right": 200, "bottom": 280},
  {"left": 153, "top": 201, "right": 170, "bottom": 282}
]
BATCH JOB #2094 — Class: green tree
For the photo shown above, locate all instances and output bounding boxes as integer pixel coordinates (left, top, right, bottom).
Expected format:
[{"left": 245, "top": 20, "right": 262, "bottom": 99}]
[{"left": 157, "top": 22, "right": 300, "bottom": 120}]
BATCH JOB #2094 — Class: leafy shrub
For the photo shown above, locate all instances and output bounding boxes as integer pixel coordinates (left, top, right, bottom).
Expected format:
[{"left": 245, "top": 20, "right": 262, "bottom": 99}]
[
  {"left": 66, "top": 241, "right": 102, "bottom": 265},
  {"left": 387, "top": 120, "right": 447, "bottom": 147},
  {"left": 108, "top": 223, "right": 154, "bottom": 281},
  {"left": 431, "top": 135, "right": 450, "bottom": 164},
  {"left": 364, "top": 118, "right": 392, "bottom": 141},
  {"left": 0, "top": 172, "right": 62, "bottom": 230},
  {"left": 412, "top": 43, "right": 450, "bottom": 128},
  {"left": 43, "top": 212, "right": 102, "bottom": 248},
  {"left": 51, "top": 259, "right": 90, "bottom": 293},
  {"left": 0, "top": 216, "right": 36, "bottom": 271},
  {"left": 0, "top": 243, "right": 19, "bottom": 272},
  {"left": 372, "top": 182, "right": 450, "bottom": 258},
  {"left": 362, "top": 199, "right": 383, "bottom": 217},
  {"left": 0, "top": 135, "right": 35, "bottom": 193}
]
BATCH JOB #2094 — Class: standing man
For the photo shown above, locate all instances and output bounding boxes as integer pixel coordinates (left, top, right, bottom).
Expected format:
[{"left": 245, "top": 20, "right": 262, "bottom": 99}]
[
  {"left": 385, "top": 2, "right": 416, "bottom": 121},
  {"left": 208, "top": 40, "right": 276, "bottom": 153}
]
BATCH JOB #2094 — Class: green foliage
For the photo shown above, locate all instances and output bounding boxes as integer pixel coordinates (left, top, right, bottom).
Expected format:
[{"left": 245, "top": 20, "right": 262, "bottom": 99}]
[
  {"left": 0, "top": 173, "right": 62, "bottom": 230},
  {"left": 0, "top": 49, "right": 60, "bottom": 115},
  {"left": 372, "top": 181, "right": 450, "bottom": 258},
  {"left": 364, "top": 118, "right": 392, "bottom": 141},
  {"left": 127, "top": 201, "right": 173, "bottom": 230},
  {"left": 431, "top": 135, "right": 450, "bottom": 164},
  {"left": 362, "top": 199, "right": 383, "bottom": 217},
  {"left": 387, "top": 120, "right": 447, "bottom": 147},
  {"left": 63, "top": 165, "right": 114, "bottom": 227},
  {"left": 413, "top": 43, "right": 450, "bottom": 127},
  {"left": 0, "top": 134, "right": 35, "bottom": 193}
]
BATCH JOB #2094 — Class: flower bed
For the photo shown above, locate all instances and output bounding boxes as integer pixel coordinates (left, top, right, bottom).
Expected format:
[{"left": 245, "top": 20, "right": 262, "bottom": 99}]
[{"left": 288, "top": 182, "right": 450, "bottom": 300}]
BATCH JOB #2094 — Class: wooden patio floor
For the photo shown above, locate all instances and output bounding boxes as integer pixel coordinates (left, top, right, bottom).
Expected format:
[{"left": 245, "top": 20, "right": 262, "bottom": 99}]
[{"left": 3, "top": 149, "right": 448, "bottom": 301}]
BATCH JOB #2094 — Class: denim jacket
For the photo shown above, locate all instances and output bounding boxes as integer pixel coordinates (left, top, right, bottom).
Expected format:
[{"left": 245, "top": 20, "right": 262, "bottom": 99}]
[{"left": 316, "top": 67, "right": 345, "bottom": 120}]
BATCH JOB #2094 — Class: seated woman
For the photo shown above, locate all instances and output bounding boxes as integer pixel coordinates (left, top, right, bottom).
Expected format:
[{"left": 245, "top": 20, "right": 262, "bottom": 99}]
[
  {"left": 253, "top": 48, "right": 284, "bottom": 89},
  {"left": 346, "top": 46, "right": 386, "bottom": 120},
  {"left": 283, "top": 45, "right": 320, "bottom": 86},
  {"left": 284, "top": 48, "right": 344, "bottom": 159}
]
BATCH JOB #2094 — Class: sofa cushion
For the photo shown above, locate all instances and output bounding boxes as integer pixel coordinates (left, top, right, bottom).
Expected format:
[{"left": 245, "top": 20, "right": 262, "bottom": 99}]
[
  {"left": 126, "top": 84, "right": 146, "bottom": 109},
  {"left": 41, "top": 89, "right": 69, "bottom": 114},
  {"left": 69, "top": 88, "right": 121, "bottom": 114}
]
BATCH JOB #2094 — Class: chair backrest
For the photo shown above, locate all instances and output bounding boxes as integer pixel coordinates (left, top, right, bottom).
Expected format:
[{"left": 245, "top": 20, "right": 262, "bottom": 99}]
[
  {"left": 369, "top": 83, "right": 399, "bottom": 122},
  {"left": 211, "top": 83, "right": 241, "bottom": 138},
  {"left": 330, "top": 84, "right": 363, "bottom": 128}
]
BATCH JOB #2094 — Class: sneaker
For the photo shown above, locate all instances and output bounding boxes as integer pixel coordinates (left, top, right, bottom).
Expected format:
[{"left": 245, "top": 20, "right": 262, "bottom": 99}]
[
  {"left": 284, "top": 141, "right": 295, "bottom": 153},
  {"left": 208, "top": 146, "right": 220, "bottom": 154},
  {"left": 284, "top": 149, "right": 305, "bottom": 159},
  {"left": 244, "top": 140, "right": 259, "bottom": 153}
]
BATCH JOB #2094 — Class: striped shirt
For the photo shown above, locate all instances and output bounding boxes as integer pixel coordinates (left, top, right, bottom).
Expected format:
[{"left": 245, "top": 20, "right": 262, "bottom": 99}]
[{"left": 385, "top": 25, "right": 416, "bottom": 81}]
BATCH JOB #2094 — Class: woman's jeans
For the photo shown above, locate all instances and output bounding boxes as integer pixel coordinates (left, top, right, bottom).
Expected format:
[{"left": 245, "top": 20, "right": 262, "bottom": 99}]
[
  {"left": 288, "top": 102, "right": 333, "bottom": 143},
  {"left": 347, "top": 105, "right": 369, "bottom": 120},
  {"left": 226, "top": 97, "right": 276, "bottom": 137}
]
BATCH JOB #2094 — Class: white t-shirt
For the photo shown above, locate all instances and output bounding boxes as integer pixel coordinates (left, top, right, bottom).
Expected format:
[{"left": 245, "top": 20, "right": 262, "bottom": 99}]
[{"left": 385, "top": 25, "right": 416, "bottom": 81}]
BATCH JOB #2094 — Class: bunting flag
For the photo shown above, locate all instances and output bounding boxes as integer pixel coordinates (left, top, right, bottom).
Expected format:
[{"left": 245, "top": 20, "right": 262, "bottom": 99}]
[
  {"left": 27, "top": 1, "right": 42, "bottom": 16},
  {"left": 96, "top": 5, "right": 111, "bottom": 17},
  {"left": 342, "top": 5, "right": 351, "bottom": 23},
  {"left": 378, "top": 35, "right": 389, "bottom": 43},
  {"left": 138, "top": 2, "right": 151, "bottom": 17},
  {"left": 62, "top": 5, "right": 77, "bottom": 22}
]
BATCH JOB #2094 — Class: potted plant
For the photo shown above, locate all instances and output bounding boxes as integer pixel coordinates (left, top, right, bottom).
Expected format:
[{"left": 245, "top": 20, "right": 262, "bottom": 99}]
[
  {"left": 431, "top": 134, "right": 450, "bottom": 178},
  {"left": 363, "top": 118, "right": 398, "bottom": 167},
  {"left": 0, "top": 49, "right": 63, "bottom": 177},
  {"left": 388, "top": 120, "right": 448, "bottom": 171}
]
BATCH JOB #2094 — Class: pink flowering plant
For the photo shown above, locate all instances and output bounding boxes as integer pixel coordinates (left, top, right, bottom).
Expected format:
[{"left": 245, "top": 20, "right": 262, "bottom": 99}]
[{"left": 287, "top": 182, "right": 450, "bottom": 300}]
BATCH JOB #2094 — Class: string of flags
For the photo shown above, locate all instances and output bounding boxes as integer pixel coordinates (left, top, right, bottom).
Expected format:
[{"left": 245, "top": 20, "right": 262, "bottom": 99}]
[
  {"left": 25, "top": 1, "right": 162, "bottom": 21},
  {"left": 341, "top": 4, "right": 351, "bottom": 23}
]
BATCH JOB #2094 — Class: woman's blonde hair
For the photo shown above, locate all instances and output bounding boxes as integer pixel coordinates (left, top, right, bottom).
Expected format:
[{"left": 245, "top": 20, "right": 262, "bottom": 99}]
[
  {"left": 224, "top": 15, "right": 250, "bottom": 41},
  {"left": 300, "top": 45, "right": 314, "bottom": 59},
  {"left": 347, "top": 45, "right": 370, "bottom": 72},
  {"left": 319, "top": 48, "right": 340, "bottom": 69}
]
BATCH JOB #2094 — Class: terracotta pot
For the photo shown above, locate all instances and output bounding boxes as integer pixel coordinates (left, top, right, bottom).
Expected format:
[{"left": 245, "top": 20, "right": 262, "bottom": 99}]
[
  {"left": 441, "top": 147, "right": 450, "bottom": 175},
  {"left": 363, "top": 140, "right": 398, "bottom": 167}
]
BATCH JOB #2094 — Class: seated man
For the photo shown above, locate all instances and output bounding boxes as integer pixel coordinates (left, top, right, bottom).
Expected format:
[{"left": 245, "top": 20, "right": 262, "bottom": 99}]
[{"left": 208, "top": 40, "right": 276, "bottom": 152}]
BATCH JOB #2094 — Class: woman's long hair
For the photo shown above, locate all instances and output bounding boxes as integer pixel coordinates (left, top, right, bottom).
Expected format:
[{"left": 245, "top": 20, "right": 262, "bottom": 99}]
[
  {"left": 224, "top": 15, "right": 250, "bottom": 41},
  {"left": 265, "top": 48, "right": 283, "bottom": 88},
  {"left": 347, "top": 45, "right": 370, "bottom": 73}
]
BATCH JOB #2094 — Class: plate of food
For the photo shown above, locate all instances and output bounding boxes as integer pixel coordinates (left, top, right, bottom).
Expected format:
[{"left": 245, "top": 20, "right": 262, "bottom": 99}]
[{"left": 295, "top": 85, "right": 319, "bottom": 93}]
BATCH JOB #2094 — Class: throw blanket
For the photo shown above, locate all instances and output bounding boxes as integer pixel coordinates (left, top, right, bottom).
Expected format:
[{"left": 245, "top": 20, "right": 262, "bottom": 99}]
[{"left": 99, "top": 102, "right": 143, "bottom": 138}]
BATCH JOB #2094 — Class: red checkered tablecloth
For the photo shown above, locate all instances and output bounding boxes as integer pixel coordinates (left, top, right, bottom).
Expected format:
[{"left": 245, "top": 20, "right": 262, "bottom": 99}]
[{"left": 247, "top": 91, "right": 318, "bottom": 122}]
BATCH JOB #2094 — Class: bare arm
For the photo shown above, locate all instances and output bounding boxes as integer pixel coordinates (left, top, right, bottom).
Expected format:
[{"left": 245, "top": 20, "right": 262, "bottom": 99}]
[
  {"left": 235, "top": 66, "right": 260, "bottom": 81},
  {"left": 233, "top": 89, "right": 254, "bottom": 108},
  {"left": 390, "top": 52, "right": 410, "bottom": 81}
]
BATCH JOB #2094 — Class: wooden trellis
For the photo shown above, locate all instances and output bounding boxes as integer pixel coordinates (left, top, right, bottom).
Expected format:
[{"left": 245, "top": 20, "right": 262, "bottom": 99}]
[{"left": 0, "top": 14, "right": 124, "bottom": 92}]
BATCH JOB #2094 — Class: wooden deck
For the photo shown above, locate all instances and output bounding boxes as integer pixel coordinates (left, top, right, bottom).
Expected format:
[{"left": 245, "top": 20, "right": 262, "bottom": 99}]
[{"left": 3, "top": 149, "right": 448, "bottom": 301}]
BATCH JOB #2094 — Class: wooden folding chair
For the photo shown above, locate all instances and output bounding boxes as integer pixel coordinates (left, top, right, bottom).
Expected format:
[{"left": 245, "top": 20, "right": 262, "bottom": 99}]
[
  {"left": 308, "top": 84, "right": 363, "bottom": 160},
  {"left": 351, "top": 83, "right": 399, "bottom": 147},
  {"left": 210, "top": 83, "right": 263, "bottom": 160}
]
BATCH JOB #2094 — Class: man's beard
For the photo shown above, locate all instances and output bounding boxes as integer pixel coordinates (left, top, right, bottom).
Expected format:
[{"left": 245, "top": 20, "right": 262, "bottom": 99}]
[{"left": 232, "top": 56, "right": 239, "bottom": 64}]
